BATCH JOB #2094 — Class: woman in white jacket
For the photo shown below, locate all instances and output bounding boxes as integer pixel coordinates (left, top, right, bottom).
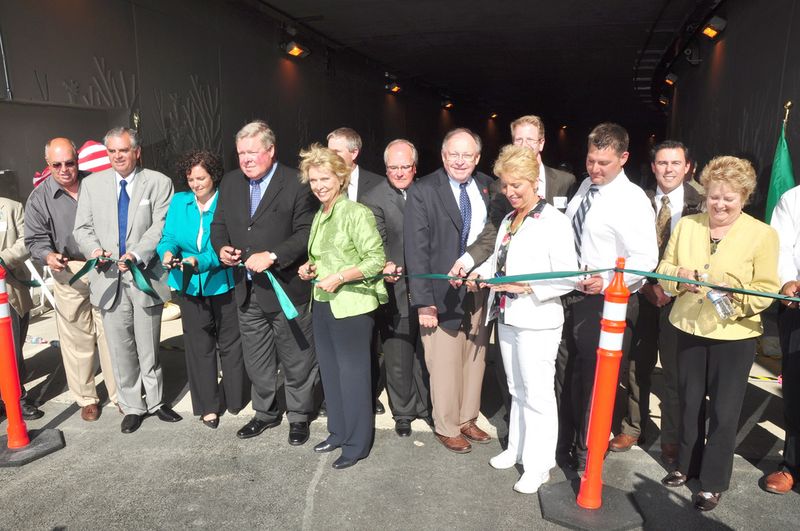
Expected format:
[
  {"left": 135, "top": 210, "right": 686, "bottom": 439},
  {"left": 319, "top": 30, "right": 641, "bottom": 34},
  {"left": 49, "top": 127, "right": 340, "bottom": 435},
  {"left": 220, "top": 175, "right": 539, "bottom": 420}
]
[{"left": 470, "top": 145, "right": 578, "bottom": 493}]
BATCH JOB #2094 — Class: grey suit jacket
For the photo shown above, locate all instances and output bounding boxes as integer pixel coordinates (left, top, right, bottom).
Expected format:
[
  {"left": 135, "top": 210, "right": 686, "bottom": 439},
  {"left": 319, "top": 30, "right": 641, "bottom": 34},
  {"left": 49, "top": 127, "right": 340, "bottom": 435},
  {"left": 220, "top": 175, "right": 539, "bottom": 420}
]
[
  {"left": 355, "top": 167, "right": 384, "bottom": 203},
  {"left": 362, "top": 179, "right": 410, "bottom": 318},
  {"left": 0, "top": 197, "right": 34, "bottom": 316},
  {"left": 74, "top": 167, "right": 173, "bottom": 310},
  {"left": 543, "top": 165, "right": 577, "bottom": 206}
]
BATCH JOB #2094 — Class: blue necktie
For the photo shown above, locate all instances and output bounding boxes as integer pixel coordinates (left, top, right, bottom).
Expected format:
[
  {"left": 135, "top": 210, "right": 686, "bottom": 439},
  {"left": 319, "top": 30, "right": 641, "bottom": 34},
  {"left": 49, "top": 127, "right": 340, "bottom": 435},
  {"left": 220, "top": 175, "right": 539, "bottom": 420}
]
[
  {"left": 571, "top": 184, "right": 598, "bottom": 261},
  {"left": 459, "top": 181, "right": 472, "bottom": 255},
  {"left": 118, "top": 179, "right": 129, "bottom": 256},
  {"left": 249, "top": 178, "right": 264, "bottom": 218}
]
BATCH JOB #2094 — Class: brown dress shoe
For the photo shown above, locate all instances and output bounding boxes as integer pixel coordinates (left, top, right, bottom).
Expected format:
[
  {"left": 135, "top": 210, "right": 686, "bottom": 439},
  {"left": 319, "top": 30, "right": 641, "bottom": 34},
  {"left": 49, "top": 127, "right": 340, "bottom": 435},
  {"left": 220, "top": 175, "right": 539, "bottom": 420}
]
[
  {"left": 608, "top": 433, "right": 638, "bottom": 452},
  {"left": 460, "top": 421, "right": 491, "bottom": 443},
  {"left": 81, "top": 403, "right": 100, "bottom": 422},
  {"left": 661, "top": 443, "right": 679, "bottom": 464},
  {"left": 436, "top": 433, "right": 472, "bottom": 453},
  {"left": 764, "top": 471, "right": 795, "bottom": 494}
]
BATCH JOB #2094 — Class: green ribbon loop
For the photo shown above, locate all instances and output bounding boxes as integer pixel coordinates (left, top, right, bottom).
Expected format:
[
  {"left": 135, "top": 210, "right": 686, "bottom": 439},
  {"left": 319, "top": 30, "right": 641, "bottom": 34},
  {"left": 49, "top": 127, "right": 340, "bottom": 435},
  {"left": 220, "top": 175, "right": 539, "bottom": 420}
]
[
  {"left": 68, "top": 256, "right": 160, "bottom": 300},
  {"left": 265, "top": 270, "right": 299, "bottom": 319},
  {"left": 0, "top": 257, "right": 40, "bottom": 288},
  {"left": 68, "top": 258, "right": 102, "bottom": 286}
]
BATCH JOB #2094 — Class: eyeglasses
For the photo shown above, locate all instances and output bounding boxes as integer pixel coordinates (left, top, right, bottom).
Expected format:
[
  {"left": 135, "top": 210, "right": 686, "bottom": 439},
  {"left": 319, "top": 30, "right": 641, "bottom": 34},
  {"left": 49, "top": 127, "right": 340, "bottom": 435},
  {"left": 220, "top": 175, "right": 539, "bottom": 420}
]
[
  {"left": 445, "top": 152, "right": 476, "bottom": 162},
  {"left": 387, "top": 165, "right": 414, "bottom": 172},
  {"left": 50, "top": 160, "right": 77, "bottom": 169}
]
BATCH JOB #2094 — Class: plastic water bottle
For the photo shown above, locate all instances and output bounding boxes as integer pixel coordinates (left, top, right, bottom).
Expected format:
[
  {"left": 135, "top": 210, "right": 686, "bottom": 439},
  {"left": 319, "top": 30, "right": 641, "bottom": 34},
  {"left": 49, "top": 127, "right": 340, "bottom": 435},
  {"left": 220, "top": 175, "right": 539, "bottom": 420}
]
[{"left": 707, "top": 289, "right": 736, "bottom": 320}]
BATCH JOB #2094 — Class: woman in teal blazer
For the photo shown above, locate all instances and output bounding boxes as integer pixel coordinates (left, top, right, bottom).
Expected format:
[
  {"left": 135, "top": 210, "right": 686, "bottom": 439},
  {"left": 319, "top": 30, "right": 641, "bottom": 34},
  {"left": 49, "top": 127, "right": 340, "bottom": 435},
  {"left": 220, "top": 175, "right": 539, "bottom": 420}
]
[
  {"left": 297, "top": 144, "right": 387, "bottom": 469},
  {"left": 157, "top": 150, "right": 250, "bottom": 428}
]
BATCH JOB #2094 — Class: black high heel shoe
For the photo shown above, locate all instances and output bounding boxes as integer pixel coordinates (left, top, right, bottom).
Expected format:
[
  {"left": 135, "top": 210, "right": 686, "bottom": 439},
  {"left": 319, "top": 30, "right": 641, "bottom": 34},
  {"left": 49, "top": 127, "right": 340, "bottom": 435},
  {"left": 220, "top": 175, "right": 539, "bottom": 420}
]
[{"left": 201, "top": 415, "right": 219, "bottom": 429}]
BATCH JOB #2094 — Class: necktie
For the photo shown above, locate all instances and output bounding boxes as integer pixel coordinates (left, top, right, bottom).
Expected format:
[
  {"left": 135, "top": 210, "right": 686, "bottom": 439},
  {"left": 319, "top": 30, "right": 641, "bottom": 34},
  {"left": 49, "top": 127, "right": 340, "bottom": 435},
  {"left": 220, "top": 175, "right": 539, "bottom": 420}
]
[
  {"left": 571, "top": 184, "right": 598, "bottom": 260},
  {"left": 459, "top": 182, "right": 472, "bottom": 255},
  {"left": 656, "top": 195, "right": 672, "bottom": 252},
  {"left": 118, "top": 179, "right": 129, "bottom": 256},
  {"left": 249, "top": 178, "right": 263, "bottom": 218}
]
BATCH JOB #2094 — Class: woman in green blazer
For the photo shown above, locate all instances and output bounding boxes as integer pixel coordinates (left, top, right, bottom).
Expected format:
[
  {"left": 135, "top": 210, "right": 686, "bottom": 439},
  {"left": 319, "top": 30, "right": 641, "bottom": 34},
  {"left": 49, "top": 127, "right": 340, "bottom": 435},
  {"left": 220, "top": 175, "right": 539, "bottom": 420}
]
[
  {"left": 297, "top": 144, "right": 387, "bottom": 469},
  {"left": 656, "top": 156, "right": 779, "bottom": 511},
  {"left": 157, "top": 150, "right": 250, "bottom": 429}
]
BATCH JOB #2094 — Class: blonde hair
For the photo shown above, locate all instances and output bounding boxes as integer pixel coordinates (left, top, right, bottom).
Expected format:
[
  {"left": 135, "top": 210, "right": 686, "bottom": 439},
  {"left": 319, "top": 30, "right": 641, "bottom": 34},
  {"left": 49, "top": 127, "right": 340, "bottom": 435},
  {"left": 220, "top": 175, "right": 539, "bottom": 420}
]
[
  {"left": 299, "top": 143, "right": 351, "bottom": 190},
  {"left": 236, "top": 120, "right": 276, "bottom": 149},
  {"left": 493, "top": 144, "right": 540, "bottom": 184},
  {"left": 510, "top": 115, "right": 545, "bottom": 138},
  {"left": 699, "top": 156, "right": 757, "bottom": 204}
]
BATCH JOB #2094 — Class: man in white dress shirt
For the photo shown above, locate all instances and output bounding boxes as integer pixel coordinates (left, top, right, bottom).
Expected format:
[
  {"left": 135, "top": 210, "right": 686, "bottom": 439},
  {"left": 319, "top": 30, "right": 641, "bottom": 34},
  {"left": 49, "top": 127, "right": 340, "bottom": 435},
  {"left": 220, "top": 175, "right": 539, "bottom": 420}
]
[
  {"left": 560, "top": 122, "right": 658, "bottom": 470},
  {"left": 764, "top": 185, "right": 800, "bottom": 494}
]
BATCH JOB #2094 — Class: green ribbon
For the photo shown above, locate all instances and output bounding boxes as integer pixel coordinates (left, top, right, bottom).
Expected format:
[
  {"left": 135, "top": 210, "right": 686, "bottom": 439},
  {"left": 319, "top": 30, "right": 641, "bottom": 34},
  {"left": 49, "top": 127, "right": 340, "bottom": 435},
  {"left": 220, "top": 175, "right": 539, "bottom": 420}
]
[
  {"left": 235, "top": 265, "right": 299, "bottom": 320},
  {"left": 0, "top": 257, "right": 40, "bottom": 288},
  {"left": 68, "top": 256, "right": 160, "bottom": 299}
]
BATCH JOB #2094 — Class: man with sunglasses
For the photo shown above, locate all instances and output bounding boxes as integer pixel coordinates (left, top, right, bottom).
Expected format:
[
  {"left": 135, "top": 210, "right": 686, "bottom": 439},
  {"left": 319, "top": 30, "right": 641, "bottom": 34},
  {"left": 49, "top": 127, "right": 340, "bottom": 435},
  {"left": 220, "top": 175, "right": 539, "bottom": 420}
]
[{"left": 25, "top": 137, "right": 118, "bottom": 422}]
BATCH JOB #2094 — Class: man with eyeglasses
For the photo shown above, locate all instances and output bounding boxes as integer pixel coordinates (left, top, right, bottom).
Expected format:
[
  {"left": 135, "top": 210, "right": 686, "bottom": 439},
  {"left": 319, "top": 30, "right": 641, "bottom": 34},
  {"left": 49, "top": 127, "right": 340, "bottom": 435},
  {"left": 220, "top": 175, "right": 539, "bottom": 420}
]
[
  {"left": 25, "top": 137, "right": 118, "bottom": 422},
  {"left": 0, "top": 194, "right": 44, "bottom": 421},
  {"left": 404, "top": 128, "right": 496, "bottom": 453},
  {"left": 211, "top": 120, "right": 318, "bottom": 446},
  {"left": 74, "top": 127, "right": 180, "bottom": 434},
  {"left": 362, "top": 139, "right": 432, "bottom": 437}
]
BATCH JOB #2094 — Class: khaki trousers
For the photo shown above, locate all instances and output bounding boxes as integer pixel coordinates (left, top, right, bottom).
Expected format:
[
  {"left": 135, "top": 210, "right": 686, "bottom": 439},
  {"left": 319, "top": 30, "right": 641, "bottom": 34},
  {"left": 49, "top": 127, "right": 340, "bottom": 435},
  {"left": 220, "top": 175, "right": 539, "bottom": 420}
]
[
  {"left": 421, "top": 296, "right": 488, "bottom": 438},
  {"left": 51, "top": 261, "right": 117, "bottom": 406}
]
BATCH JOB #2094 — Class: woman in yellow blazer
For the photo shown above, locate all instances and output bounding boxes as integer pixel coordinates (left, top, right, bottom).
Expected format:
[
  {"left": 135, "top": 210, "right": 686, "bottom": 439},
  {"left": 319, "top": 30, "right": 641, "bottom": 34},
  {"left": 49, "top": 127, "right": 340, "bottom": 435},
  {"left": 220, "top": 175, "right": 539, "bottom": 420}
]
[
  {"left": 297, "top": 144, "right": 387, "bottom": 470},
  {"left": 656, "top": 156, "right": 779, "bottom": 511}
]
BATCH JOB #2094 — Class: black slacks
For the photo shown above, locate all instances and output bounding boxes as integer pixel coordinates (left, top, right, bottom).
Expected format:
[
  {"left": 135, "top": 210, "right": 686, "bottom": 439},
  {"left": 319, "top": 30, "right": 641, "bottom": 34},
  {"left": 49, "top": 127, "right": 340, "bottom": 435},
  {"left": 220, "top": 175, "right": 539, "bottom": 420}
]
[
  {"left": 560, "top": 291, "right": 637, "bottom": 466},
  {"left": 676, "top": 330, "right": 755, "bottom": 493},
  {"left": 777, "top": 306, "right": 800, "bottom": 478},
  {"left": 238, "top": 285, "right": 317, "bottom": 423},
  {"left": 375, "top": 305, "right": 430, "bottom": 420},
  {"left": 177, "top": 289, "right": 250, "bottom": 416},
  {"left": 313, "top": 301, "right": 374, "bottom": 460}
]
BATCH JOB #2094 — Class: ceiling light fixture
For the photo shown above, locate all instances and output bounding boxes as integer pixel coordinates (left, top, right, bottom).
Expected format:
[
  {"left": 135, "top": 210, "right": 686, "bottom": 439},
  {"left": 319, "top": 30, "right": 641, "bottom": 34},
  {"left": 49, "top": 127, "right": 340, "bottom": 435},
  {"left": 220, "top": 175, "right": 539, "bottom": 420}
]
[
  {"left": 665, "top": 73, "right": 678, "bottom": 86},
  {"left": 442, "top": 98, "right": 454, "bottom": 110},
  {"left": 658, "top": 95, "right": 670, "bottom": 106},
  {"left": 282, "top": 40, "right": 310, "bottom": 58},
  {"left": 490, "top": 112, "right": 498, "bottom": 119},
  {"left": 701, "top": 16, "right": 727, "bottom": 40},
  {"left": 384, "top": 72, "right": 401, "bottom": 94}
]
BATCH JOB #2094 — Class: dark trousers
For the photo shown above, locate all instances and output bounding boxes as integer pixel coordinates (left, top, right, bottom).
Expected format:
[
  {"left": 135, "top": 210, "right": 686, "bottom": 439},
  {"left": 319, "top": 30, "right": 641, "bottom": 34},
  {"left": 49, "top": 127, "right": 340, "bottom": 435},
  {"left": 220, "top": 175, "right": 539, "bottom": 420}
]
[
  {"left": 177, "top": 290, "right": 250, "bottom": 416},
  {"left": 238, "top": 285, "right": 317, "bottom": 423},
  {"left": 676, "top": 330, "right": 755, "bottom": 493},
  {"left": 620, "top": 293, "right": 676, "bottom": 440},
  {"left": 376, "top": 306, "right": 431, "bottom": 420},
  {"left": 778, "top": 306, "right": 800, "bottom": 478},
  {"left": 313, "top": 301, "right": 374, "bottom": 460},
  {"left": 561, "top": 292, "right": 637, "bottom": 465}
]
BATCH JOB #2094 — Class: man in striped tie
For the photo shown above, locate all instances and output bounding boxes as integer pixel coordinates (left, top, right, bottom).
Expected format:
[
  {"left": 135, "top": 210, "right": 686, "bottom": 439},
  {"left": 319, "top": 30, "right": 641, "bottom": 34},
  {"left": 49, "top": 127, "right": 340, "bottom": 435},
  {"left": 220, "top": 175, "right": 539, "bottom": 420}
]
[{"left": 560, "top": 123, "right": 658, "bottom": 471}]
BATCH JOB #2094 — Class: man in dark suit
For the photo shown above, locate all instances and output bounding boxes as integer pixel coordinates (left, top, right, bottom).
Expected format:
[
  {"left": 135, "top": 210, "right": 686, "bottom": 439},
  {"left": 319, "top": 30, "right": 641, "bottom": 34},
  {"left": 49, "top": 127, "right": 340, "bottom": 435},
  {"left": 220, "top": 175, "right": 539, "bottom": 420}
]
[
  {"left": 210, "top": 120, "right": 318, "bottom": 445},
  {"left": 404, "top": 128, "right": 496, "bottom": 453},
  {"left": 362, "top": 139, "right": 431, "bottom": 437},
  {"left": 609, "top": 140, "right": 703, "bottom": 463},
  {"left": 327, "top": 126, "right": 387, "bottom": 414}
]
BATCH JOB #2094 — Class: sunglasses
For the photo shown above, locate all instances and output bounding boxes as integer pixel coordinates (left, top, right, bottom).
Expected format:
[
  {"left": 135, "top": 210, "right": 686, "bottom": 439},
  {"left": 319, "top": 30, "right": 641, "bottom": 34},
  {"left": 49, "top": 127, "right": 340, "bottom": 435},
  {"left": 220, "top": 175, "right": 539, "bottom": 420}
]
[{"left": 50, "top": 160, "right": 77, "bottom": 169}]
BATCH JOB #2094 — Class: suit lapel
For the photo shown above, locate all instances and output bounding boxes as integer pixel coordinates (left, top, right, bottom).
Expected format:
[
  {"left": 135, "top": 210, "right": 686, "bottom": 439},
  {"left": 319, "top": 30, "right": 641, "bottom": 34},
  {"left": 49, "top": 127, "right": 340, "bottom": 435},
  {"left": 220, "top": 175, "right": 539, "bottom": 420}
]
[
  {"left": 251, "top": 165, "right": 284, "bottom": 224},
  {"left": 435, "top": 171, "right": 463, "bottom": 231},
  {"left": 126, "top": 169, "right": 146, "bottom": 239},
  {"left": 476, "top": 175, "right": 491, "bottom": 209}
]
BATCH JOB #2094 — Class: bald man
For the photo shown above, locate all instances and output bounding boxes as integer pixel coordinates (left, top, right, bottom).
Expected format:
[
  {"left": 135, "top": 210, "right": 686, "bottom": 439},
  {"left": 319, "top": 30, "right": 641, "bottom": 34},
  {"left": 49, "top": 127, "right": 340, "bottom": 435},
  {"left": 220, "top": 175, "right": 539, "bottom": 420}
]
[{"left": 25, "top": 137, "right": 118, "bottom": 421}]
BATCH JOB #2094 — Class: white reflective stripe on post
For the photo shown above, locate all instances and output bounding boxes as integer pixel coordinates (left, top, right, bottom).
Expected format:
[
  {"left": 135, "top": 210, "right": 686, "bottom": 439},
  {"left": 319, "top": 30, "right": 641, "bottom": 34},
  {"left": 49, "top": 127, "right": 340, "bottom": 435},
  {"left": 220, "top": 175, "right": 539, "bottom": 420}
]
[
  {"left": 601, "top": 300, "right": 628, "bottom": 322},
  {"left": 598, "top": 330, "right": 624, "bottom": 351},
  {"left": 0, "top": 278, "right": 6, "bottom": 293},
  {"left": 0, "top": 302, "right": 9, "bottom": 319}
]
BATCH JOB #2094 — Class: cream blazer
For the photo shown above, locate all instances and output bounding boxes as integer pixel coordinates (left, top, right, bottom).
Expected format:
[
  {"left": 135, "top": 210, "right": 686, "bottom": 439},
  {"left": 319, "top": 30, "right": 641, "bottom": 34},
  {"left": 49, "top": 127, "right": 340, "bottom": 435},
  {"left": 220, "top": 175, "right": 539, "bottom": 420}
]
[{"left": 474, "top": 202, "right": 577, "bottom": 330}]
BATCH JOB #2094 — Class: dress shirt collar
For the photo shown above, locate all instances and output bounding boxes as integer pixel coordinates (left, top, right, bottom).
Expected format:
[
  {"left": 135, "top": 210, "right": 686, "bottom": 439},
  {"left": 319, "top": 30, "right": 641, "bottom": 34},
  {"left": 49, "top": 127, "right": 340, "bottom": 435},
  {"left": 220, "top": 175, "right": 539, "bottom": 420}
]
[
  {"left": 192, "top": 190, "right": 218, "bottom": 212},
  {"left": 655, "top": 183, "right": 685, "bottom": 209}
]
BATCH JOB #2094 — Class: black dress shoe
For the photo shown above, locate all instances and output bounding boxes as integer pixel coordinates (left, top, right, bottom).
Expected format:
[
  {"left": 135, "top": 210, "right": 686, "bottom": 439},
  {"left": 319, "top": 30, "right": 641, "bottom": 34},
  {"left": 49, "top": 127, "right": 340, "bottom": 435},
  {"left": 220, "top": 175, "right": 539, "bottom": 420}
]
[
  {"left": 395, "top": 419, "right": 412, "bottom": 437},
  {"left": 662, "top": 471, "right": 689, "bottom": 487},
  {"left": 374, "top": 400, "right": 385, "bottom": 414},
  {"left": 21, "top": 403, "right": 45, "bottom": 420},
  {"left": 694, "top": 491, "right": 721, "bottom": 511},
  {"left": 237, "top": 418, "right": 281, "bottom": 439},
  {"left": 314, "top": 440, "right": 340, "bottom": 453},
  {"left": 288, "top": 422, "right": 310, "bottom": 445},
  {"left": 202, "top": 416, "right": 219, "bottom": 429},
  {"left": 154, "top": 405, "right": 182, "bottom": 422},
  {"left": 121, "top": 414, "right": 143, "bottom": 434},
  {"left": 332, "top": 456, "right": 359, "bottom": 469}
]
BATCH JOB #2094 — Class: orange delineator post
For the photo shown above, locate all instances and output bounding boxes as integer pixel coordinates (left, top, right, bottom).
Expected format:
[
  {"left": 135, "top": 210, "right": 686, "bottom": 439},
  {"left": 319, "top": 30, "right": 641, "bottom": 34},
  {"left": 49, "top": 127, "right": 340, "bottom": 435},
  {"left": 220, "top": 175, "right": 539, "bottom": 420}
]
[
  {"left": 0, "top": 266, "right": 31, "bottom": 448},
  {"left": 577, "top": 257, "right": 630, "bottom": 509}
]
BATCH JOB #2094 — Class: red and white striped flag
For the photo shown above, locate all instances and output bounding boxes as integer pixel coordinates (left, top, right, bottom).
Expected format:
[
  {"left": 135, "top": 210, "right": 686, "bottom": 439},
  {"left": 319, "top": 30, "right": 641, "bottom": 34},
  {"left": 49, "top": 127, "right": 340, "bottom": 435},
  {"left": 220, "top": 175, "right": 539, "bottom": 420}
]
[{"left": 33, "top": 139, "right": 112, "bottom": 188}]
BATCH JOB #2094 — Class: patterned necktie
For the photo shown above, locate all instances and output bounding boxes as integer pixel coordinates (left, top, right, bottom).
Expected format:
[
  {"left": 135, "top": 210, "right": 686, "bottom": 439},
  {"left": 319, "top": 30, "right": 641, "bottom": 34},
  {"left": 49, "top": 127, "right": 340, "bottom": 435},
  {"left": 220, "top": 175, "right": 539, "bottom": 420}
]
[
  {"left": 249, "top": 178, "right": 263, "bottom": 218},
  {"left": 118, "top": 179, "right": 129, "bottom": 255},
  {"left": 459, "top": 181, "right": 472, "bottom": 255},
  {"left": 656, "top": 195, "right": 672, "bottom": 252},
  {"left": 571, "top": 184, "right": 598, "bottom": 260}
]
